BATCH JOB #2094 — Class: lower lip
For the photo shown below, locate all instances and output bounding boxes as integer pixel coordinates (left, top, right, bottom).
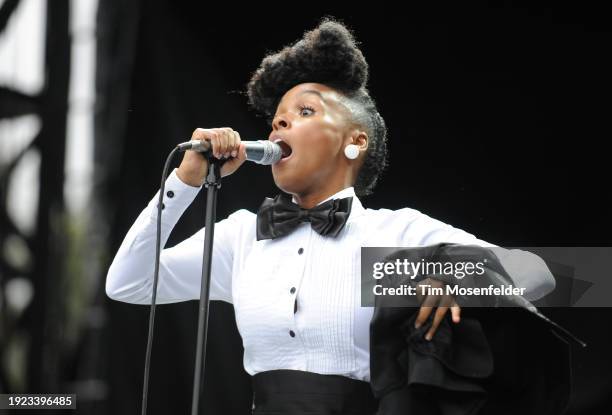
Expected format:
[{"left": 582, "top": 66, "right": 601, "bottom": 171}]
[{"left": 276, "top": 153, "right": 293, "bottom": 165}]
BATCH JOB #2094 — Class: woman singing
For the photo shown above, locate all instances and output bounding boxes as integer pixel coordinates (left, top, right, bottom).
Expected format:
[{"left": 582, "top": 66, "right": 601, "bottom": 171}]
[{"left": 106, "top": 18, "right": 563, "bottom": 415}]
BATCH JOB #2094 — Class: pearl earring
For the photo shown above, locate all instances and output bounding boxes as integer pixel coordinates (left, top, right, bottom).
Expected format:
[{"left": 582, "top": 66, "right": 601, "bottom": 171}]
[{"left": 344, "top": 144, "right": 359, "bottom": 160}]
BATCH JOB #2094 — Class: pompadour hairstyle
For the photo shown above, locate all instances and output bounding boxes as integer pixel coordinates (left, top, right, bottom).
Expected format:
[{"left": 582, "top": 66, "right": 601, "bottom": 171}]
[{"left": 246, "top": 17, "right": 389, "bottom": 196}]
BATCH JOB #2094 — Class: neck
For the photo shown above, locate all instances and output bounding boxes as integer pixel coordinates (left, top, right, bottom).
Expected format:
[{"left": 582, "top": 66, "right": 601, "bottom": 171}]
[{"left": 292, "top": 177, "right": 353, "bottom": 209}]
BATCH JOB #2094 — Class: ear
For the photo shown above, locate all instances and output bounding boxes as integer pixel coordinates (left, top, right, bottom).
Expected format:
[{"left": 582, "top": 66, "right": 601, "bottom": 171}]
[{"left": 349, "top": 130, "right": 368, "bottom": 151}]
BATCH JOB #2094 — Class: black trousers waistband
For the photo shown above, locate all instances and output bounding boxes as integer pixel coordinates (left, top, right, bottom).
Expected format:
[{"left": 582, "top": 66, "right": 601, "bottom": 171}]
[{"left": 252, "top": 369, "right": 378, "bottom": 415}]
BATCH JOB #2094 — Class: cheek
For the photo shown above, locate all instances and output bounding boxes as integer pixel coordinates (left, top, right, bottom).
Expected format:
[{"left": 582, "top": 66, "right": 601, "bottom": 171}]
[{"left": 295, "top": 119, "right": 343, "bottom": 160}]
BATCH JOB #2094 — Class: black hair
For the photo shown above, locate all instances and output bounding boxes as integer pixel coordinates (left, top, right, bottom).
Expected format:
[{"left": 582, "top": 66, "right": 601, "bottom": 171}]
[{"left": 246, "top": 17, "right": 388, "bottom": 196}]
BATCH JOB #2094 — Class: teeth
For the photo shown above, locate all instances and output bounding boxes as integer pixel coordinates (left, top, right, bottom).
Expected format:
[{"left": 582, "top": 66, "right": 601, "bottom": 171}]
[{"left": 273, "top": 138, "right": 283, "bottom": 143}]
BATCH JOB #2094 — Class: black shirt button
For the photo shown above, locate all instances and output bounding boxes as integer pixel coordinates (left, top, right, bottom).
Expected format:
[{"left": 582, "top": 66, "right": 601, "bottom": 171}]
[
  {"left": 166, "top": 190, "right": 175, "bottom": 198},
  {"left": 157, "top": 203, "right": 165, "bottom": 210},
  {"left": 289, "top": 330, "right": 295, "bottom": 337},
  {"left": 290, "top": 287, "right": 296, "bottom": 294},
  {"left": 298, "top": 248, "right": 304, "bottom": 255}
]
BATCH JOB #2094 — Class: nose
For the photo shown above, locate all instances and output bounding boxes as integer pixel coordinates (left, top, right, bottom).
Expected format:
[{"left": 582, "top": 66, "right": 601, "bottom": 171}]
[{"left": 272, "top": 113, "right": 290, "bottom": 131}]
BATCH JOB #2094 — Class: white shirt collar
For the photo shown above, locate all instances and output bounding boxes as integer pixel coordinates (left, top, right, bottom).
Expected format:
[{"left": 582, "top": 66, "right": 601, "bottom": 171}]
[
  {"left": 290, "top": 186, "right": 365, "bottom": 219},
  {"left": 291, "top": 186, "right": 356, "bottom": 206}
]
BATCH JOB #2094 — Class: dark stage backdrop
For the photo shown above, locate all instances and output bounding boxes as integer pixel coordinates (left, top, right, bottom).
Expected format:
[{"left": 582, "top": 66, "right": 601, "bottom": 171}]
[{"left": 95, "top": 3, "right": 612, "bottom": 414}]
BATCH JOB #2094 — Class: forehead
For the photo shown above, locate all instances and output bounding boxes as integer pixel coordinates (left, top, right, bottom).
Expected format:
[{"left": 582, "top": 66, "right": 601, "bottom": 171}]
[{"left": 277, "top": 82, "right": 343, "bottom": 109}]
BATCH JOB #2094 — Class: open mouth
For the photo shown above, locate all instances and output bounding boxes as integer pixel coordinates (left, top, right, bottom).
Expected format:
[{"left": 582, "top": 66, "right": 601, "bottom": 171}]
[{"left": 273, "top": 139, "right": 293, "bottom": 159}]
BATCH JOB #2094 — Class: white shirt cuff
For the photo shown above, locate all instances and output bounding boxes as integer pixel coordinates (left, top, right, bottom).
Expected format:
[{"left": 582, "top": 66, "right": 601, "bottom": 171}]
[{"left": 146, "top": 168, "right": 202, "bottom": 223}]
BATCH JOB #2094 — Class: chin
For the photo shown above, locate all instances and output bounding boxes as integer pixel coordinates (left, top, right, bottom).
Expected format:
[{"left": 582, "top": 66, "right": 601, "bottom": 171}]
[
  {"left": 272, "top": 177, "right": 297, "bottom": 195},
  {"left": 271, "top": 172, "right": 307, "bottom": 196},
  {"left": 271, "top": 157, "right": 325, "bottom": 195}
]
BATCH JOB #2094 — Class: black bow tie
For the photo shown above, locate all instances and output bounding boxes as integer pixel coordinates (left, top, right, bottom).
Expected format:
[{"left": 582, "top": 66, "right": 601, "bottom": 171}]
[{"left": 256, "top": 193, "right": 353, "bottom": 241}]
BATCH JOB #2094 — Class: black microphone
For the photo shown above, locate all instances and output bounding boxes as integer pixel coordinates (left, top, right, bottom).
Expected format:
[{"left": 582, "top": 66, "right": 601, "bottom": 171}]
[{"left": 177, "top": 139, "right": 281, "bottom": 165}]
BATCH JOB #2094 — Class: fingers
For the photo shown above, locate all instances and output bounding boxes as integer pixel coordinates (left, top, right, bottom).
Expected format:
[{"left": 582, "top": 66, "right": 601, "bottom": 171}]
[
  {"left": 219, "top": 141, "right": 248, "bottom": 178},
  {"left": 415, "top": 292, "right": 461, "bottom": 341},
  {"left": 236, "top": 141, "right": 247, "bottom": 161},
  {"left": 219, "top": 129, "right": 230, "bottom": 158},
  {"left": 415, "top": 305, "right": 433, "bottom": 329},
  {"left": 451, "top": 300, "right": 461, "bottom": 323},
  {"left": 190, "top": 127, "right": 241, "bottom": 159},
  {"left": 191, "top": 128, "right": 217, "bottom": 157},
  {"left": 230, "top": 130, "right": 241, "bottom": 158},
  {"left": 426, "top": 305, "right": 449, "bottom": 341},
  {"left": 220, "top": 128, "right": 241, "bottom": 159}
]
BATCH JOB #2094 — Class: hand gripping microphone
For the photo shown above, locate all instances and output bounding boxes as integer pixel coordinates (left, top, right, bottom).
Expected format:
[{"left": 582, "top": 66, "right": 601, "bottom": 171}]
[{"left": 177, "top": 139, "right": 282, "bottom": 165}]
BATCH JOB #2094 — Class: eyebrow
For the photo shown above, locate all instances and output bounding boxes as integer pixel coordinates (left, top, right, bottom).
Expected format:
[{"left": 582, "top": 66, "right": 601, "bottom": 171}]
[
  {"left": 298, "top": 89, "right": 327, "bottom": 103},
  {"left": 273, "top": 89, "right": 329, "bottom": 120}
]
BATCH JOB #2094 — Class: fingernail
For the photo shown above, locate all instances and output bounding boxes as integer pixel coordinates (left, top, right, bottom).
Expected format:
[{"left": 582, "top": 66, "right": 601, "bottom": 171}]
[
  {"left": 231, "top": 150, "right": 237, "bottom": 157},
  {"left": 224, "top": 152, "right": 229, "bottom": 158},
  {"left": 415, "top": 321, "right": 421, "bottom": 329},
  {"left": 425, "top": 333, "right": 432, "bottom": 341}
]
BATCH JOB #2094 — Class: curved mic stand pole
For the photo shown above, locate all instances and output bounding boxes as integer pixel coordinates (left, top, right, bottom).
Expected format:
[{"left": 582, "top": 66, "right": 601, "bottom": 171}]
[{"left": 190, "top": 154, "right": 224, "bottom": 415}]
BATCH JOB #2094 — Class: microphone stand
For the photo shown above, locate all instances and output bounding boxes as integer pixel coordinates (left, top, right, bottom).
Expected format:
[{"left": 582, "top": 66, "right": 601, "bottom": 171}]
[
  {"left": 190, "top": 153, "right": 224, "bottom": 415},
  {"left": 143, "top": 140, "right": 277, "bottom": 414}
]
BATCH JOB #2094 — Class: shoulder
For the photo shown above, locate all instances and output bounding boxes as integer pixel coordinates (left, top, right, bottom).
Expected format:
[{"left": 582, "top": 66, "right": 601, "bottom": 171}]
[
  {"left": 226, "top": 208, "right": 256, "bottom": 222},
  {"left": 361, "top": 205, "right": 485, "bottom": 246},
  {"left": 204, "top": 208, "right": 257, "bottom": 251},
  {"left": 363, "top": 205, "right": 423, "bottom": 222},
  {"left": 361, "top": 205, "right": 435, "bottom": 230},
  {"left": 221, "top": 208, "right": 257, "bottom": 232}
]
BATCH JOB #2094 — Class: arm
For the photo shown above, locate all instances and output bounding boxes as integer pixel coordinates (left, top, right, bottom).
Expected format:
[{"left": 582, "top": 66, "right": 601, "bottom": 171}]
[
  {"left": 105, "top": 168, "right": 237, "bottom": 304},
  {"left": 415, "top": 214, "right": 556, "bottom": 301},
  {"left": 404, "top": 212, "right": 556, "bottom": 340}
]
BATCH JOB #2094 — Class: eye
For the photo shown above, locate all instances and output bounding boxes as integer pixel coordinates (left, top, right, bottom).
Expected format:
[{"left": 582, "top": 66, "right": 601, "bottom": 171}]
[{"left": 298, "top": 104, "right": 315, "bottom": 117}]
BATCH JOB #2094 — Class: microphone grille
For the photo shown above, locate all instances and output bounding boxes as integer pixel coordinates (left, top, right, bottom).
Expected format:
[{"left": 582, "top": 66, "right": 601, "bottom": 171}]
[{"left": 256, "top": 140, "right": 282, "bottom": 165}]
